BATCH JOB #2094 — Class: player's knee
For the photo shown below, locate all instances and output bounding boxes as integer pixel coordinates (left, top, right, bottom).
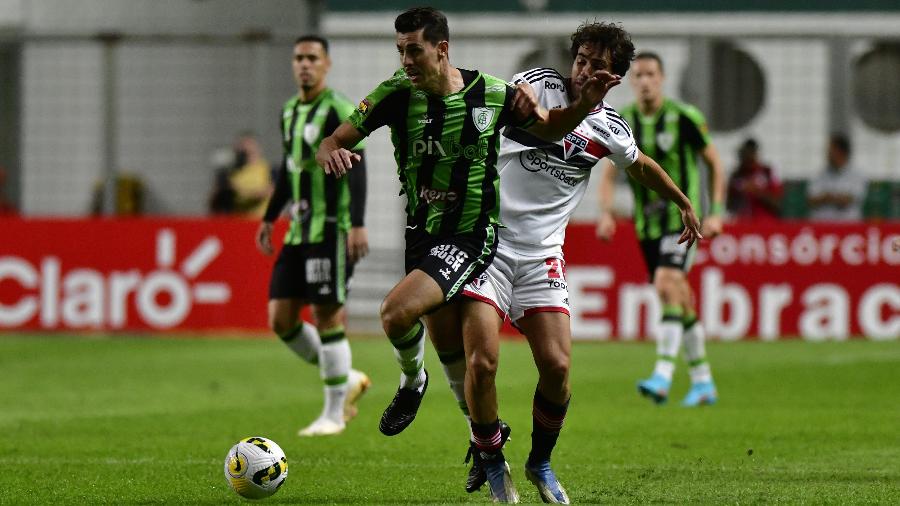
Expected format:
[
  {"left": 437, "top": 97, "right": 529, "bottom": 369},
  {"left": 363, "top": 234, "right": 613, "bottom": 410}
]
[
  {"left": 538, "top": 354, "right": 570, "bottom": 388},
  {"left": 380, "top": 298, "right": 414, "bottom": 336},
  {"left": 468, "top": 352, "right": 498, "bottom": 386},
  {"left": 270, "top": 316, "right": 293, "bottom": 338}
]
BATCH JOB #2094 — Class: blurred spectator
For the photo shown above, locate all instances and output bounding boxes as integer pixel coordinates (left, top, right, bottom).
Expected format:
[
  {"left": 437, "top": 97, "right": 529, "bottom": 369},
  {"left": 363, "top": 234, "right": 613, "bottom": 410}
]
[
  {"left": 208, "top": 132, "right": 273, "bottom": 218},
  {"left": 0, "top": 167, "right": 16, "bottom": 215},
  {"left": 726, "top": 138, "right": 782, "bottom": 220},
  {"left": 807, "top": 133, "right": 866, "bottom": 221},
  {"left": 90, "top": 172, "right": 144, "bottom": 215}
]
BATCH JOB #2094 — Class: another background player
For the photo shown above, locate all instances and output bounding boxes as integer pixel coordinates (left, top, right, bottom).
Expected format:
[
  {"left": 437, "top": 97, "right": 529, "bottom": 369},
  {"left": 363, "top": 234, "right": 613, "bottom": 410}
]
[
  {"left": 256, "top": 35, "right": 370, "bottom": 437},
  {"left": 596, "top": 52, "right": 725, "bottom": 407}
]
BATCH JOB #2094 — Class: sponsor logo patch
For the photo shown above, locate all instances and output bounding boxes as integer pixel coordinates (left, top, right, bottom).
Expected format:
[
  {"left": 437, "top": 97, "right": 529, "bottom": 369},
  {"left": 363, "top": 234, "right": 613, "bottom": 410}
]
[{"left": 357, "top": 98, "right": 371, "bottom": 115}]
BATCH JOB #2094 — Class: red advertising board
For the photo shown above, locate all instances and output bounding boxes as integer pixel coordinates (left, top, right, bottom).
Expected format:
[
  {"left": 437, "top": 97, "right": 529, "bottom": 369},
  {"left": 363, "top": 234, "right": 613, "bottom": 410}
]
[
  {"left": 560, "top": 221, "right": 899, "bottom": 341},
  {"left": 1, "top": 217, "right": 897, "bottom": 340},
  {"left": 0, "top": 217, "right": 272, "bottom": 332}
]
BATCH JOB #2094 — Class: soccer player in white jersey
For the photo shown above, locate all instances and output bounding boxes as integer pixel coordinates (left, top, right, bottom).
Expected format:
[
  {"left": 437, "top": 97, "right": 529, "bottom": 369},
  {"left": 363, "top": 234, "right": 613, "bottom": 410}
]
[{"left": 429, "top": 22, "right": 703, "bottom": 503}]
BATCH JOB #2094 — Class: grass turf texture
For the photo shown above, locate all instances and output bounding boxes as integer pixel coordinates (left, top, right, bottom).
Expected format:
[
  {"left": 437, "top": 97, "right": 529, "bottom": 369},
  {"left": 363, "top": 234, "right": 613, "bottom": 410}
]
[{"left": 1, "top": 335, "right": 898, "bottom": 504}]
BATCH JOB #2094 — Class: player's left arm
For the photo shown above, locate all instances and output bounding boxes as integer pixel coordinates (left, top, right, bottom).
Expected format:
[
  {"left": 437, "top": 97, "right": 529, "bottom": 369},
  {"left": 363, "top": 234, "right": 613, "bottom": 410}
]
[
  {"left": 699, "top": 142, "right": 726, "bottom": 237},
  {"left": 347, "top": 150, "right": 369, "bottom": 263},
  {"left": 508, "top": 71, "right": 622, "bottom": 141},
  {"left": 683, "top": 106, "right": 725, "bottom": 236},
  {"left": 625, "top": 152, "right": 702, "bottom": 247}
]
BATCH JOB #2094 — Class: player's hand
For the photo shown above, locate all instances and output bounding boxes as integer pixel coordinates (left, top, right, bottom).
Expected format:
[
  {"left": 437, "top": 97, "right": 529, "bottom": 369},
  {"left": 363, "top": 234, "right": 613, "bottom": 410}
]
[
  {"left": 678, "top": 206, "right": 703, "bottom": 248},
  {"left": 511, "top": 82, "right": 544, "bottom": 123},
  {"left": 577, "top": 70, "right": 622, "bottom": 107},
  {"left": 595, "top": 211, "right": 617, "bottom": 241},
  {"left": 255, "top": 222, "right": 274, "bottom": 256},
  {"left": 347, "top": 226, "right": 369, "bottom": 263},
  {"left": 318, "top": 148, "right": 360, "bottom": 178},
  {"left": 702, "top": 214, "right": 723, "bottom": 238}
]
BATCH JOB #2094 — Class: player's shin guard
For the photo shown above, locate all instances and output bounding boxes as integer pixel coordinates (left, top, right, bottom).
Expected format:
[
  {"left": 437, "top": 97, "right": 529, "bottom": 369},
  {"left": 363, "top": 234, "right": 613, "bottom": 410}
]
[
  {"left": 388, "top": 320, "right": 426, "bottom": 389},
  {"left": 653, "top": 305, "right": 684, "bottom": 381},
  {"left": 683, "top": 315, "right": 713, "bottom": 384},
  {"left": 438, "top": 348, "right": 471, "bottom": 420},
  {"left": 319, "top": 327, "right": 351, "bottom": 422},
  {"left": 279, "top": 322, "right": 320, "bottom": 364},
  {"left": 528, "top": 389, "right": 569, "bottom": 466}
]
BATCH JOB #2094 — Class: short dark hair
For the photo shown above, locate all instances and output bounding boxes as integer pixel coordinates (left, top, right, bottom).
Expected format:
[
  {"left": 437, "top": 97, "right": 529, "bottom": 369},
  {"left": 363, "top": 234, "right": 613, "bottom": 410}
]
[
  {"left": 395, "top": 7, "right": 449, "bottom": 45},
  {"left": 634, "top": 52, "right": 664, "bottom": 74},
  {"left": 830, "top": 133, "right": 851, "bottom": 156},
  {"left": 569, "top": 22, "right": 635, "bottom": 76},
  {"left": 295, "top": 35, "right": 329, "bottom": 54}
]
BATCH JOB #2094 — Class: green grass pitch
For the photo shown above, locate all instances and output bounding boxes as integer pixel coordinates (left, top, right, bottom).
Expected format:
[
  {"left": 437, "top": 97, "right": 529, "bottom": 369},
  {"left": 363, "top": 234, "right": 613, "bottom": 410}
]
[{"left": 1, "top": 334, "right": 898, "bottom": 504}]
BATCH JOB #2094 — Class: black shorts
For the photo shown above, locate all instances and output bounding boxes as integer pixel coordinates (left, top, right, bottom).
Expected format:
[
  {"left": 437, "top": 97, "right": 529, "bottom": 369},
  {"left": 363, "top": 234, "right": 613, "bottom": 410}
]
[
  {"left": 268, "top": 228, "right": 353, "bottom": 304},
  {"left": 405, "top": 224, "right": 498, "bottom": 302},
  {"left": 639, "top": 233, "right": 697, "bottom": 281}
]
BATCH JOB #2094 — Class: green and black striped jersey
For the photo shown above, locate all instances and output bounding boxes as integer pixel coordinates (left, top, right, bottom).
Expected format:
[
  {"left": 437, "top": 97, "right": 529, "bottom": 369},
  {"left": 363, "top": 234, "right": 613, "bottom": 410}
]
[
  {"left": 348, "top": 68, "right": 532, "bottom": 236},
  {"left": 620, "top": 98, "right": 710, "bottom": 240},
  {"left": 266, "top": 88, "right": 366, "bottom": 245}
]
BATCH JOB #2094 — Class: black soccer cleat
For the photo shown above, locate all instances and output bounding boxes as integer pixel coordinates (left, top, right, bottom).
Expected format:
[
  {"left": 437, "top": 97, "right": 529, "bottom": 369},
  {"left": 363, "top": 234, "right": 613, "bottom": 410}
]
[
  {"left": 465, "top": 420, "right": 512, "bottom": 493},
  {"left": 378, "top": 369, "right": 428, "bottom": 436}
]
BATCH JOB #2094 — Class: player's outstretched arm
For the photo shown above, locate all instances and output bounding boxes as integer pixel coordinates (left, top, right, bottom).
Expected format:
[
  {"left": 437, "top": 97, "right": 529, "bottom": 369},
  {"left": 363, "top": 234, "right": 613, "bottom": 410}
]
[
  {"left": 527, "top": 70, "right": 621, "bottom": 141},
  {"left": 316, "top": 122, "right": 364, "bottom": 178},
  {"left": 625, "top": 152, "right": 702, "bottom": 247},
  {"left": 700, "top": 142, "right": 726, "bottom": 237},
  {"left": 595, "top": 161, "right": 618, "bottom": 241}
]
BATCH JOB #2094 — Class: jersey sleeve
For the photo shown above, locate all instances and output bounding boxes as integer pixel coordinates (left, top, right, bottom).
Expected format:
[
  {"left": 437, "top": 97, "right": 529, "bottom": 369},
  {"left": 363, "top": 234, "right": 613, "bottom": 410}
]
[
  {"left": 680, "top": 104, "right": 712, "bottom": 149},
  {"left": 330, "top": 94, "right": 366, "bottom": 150},
  {"left": 347, "top": 70, "right": 409, "bottom": 137},
  {"left": 600, "top": 107, "right": 639, "bottom": 168}
]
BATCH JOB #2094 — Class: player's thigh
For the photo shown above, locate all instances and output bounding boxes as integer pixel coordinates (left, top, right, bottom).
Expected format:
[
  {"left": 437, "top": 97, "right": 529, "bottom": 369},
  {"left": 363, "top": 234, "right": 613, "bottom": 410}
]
[
  {"left": 267, "top": 298, "right": 306, "bottom": 334},
  {"left": 461, "top": 297, "right": 504, "bottom": 362},
  {"left": 654, "top": 266, "right": 688, "bottom": 303},
  {"left": 517, "top": 310, "right": 572, "bottom": 373},
  {"left": 423, "top": 301, "right": 462, "bottom": 352},
  {"left": 311, "top": 303, "right": 346, "bottom": 330}
]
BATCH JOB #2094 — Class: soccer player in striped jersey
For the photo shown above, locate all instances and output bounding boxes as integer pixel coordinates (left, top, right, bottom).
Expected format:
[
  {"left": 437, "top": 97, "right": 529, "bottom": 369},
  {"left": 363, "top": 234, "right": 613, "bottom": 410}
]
[
  {"left": 596, "top": 52, "right": 726, "bottom": 407},
  {"left": 256, "top": 35, "right": 370, "bottom": 437},
  {"left": 453, "top": 24, "right": 701, "bottom": 503},
  {"left": 317, "top": 8, "right": 620, "bottom": 501}
]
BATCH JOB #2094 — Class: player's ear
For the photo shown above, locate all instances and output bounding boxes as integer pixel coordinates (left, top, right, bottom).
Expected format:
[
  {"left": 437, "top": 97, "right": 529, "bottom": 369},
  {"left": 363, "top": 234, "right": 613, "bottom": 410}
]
[{"left": 437, "top": 40, "right": 449, "bottom": 59}]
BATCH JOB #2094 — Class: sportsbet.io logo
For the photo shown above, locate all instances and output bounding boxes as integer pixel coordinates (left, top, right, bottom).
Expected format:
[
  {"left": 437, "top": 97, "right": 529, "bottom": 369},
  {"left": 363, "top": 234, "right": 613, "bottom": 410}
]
[{"left": 0, "top": 229, "right": 230, "bottom": 329}]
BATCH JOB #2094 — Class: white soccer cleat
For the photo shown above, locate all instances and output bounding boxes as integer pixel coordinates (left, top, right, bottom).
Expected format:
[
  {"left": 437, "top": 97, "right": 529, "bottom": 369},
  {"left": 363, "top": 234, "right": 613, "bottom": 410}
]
[
  {"left": 344, "top": 369, "right": 371, "bottom": 422},
  {"left": 298, "top": 417, "right": 345, "bottom": 437}
]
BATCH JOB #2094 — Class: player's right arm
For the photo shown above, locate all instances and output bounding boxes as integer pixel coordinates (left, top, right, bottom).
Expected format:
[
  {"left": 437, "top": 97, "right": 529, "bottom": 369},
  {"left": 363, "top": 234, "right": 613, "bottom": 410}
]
[
  {"left": 595, "top": 161, "right": 618, "bottom": 241},
  {"left": 624, "top": 152, "right": 702, "bottom": 247},
  {"left": 256, "top": 156, "right": 291, "bottom": 256}
]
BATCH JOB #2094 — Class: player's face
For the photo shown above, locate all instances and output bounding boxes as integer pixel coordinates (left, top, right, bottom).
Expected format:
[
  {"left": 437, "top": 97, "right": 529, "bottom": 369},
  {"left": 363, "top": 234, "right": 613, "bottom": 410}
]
[
  {"left": 396, "top": 29, "right": 446, "bottom": 91},
  {"left": 569, "top": 43, "right": 611, "bottom": 98},
  {"left": 292, "top": 41, "right": 330, "bottom": 91},
  {"left": 630, "top": 58, "right": 664, "bottom": 103}
]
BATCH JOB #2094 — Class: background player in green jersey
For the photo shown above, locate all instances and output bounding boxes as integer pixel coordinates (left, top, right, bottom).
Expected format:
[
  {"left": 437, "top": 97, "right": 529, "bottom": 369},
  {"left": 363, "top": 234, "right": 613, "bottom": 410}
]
[
  {"left": 596, "top": 52, "right": 726, "bottom": 407},
  {"left": 256, "top": 35, "right": 370, "bottom": 437},
  {"left": 317, "top": 7, "right": 620, "bottom": 501}
]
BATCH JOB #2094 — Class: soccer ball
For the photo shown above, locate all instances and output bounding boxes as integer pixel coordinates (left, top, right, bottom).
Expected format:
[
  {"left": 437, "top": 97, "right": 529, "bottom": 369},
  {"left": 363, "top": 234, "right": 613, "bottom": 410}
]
[{"left": 223, "top": 436, "right": 289, "bottom": 499}]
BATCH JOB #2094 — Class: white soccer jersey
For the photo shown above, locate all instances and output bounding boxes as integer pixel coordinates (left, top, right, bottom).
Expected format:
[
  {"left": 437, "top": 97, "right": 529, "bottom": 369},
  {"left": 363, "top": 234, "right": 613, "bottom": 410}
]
[{"left": 499, "top": 67, "right": 639, "bottom": 257}]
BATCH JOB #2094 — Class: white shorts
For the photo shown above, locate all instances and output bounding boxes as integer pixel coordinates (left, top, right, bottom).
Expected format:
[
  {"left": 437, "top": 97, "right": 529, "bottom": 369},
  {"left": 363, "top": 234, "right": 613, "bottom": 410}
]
[{"left": 463, "top": 242, "right": 570, "bottom": 323}]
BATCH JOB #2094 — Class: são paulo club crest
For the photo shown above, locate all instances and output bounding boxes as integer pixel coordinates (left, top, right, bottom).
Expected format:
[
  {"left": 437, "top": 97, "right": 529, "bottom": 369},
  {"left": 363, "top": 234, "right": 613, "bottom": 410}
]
[{"left": 563, "top": 130, "right": 589, "bottom": 159}]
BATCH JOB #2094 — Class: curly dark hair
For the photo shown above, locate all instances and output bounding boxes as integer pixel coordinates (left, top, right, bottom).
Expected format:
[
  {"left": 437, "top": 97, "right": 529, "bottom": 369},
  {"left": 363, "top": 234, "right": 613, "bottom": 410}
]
[
  {"left": 570, "top": 22, "right": 635, "bottom": 76},
  {"left": 395, "top": 7, "right": 450, "bottom": 45}
]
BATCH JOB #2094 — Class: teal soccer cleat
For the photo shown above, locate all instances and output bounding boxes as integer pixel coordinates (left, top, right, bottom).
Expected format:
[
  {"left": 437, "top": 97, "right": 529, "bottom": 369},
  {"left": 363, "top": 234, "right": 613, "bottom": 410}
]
[
  {"left": 637, "top": 374, "right": 671, "bottom": 404},
  {"left": 525, "top": 460, "right": 570, "bottom": 504},
  {"left": 682, "top": 381, "right": 718, "bottom": 407}
]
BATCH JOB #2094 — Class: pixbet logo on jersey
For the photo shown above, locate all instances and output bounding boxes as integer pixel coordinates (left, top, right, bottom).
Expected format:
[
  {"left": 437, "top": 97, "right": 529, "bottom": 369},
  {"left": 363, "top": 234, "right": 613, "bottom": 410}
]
[
  {"left": 411, "top": 138, "right": 489, "bottom": 159},
  {"left": 0, "top": 229, "right": 230, "bottom": 329}
]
